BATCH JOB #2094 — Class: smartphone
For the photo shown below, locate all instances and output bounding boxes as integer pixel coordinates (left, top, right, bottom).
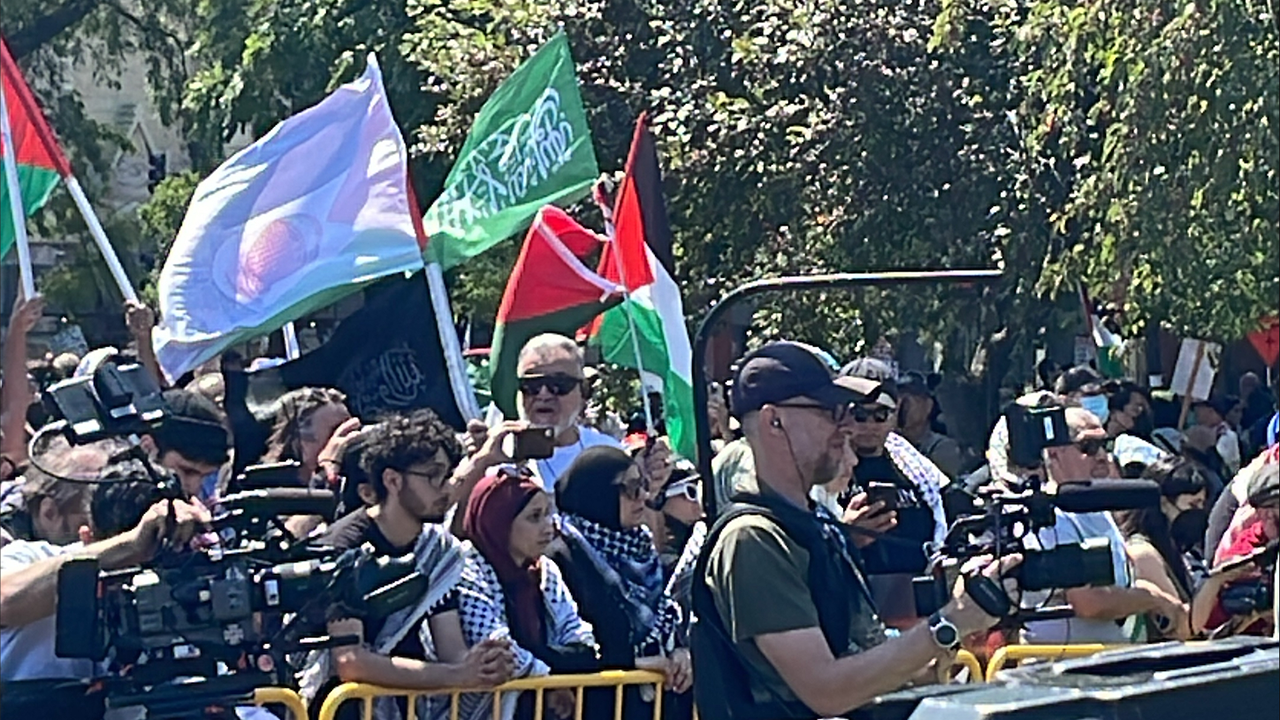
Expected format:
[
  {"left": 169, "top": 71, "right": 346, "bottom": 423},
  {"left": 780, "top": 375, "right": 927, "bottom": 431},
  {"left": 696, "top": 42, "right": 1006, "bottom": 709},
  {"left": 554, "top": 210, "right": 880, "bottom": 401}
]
[
  {"left": 865, "top": 482, "right": 901, "bottom": 511},
  {"left": 513, "top": 427, "right": 556, "bottom": 462}
]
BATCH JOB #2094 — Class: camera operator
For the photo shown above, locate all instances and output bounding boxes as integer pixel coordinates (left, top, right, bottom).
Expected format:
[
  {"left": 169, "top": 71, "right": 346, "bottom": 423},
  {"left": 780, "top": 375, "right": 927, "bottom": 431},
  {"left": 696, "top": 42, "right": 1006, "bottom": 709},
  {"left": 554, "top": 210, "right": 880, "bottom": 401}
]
[
  {"left": 147, "top": 388, "right": 232, "bottom": 503},
  {"left": 0, "top": 462, "right": 210, "bottom": 716},
  {"left": 1201, "top": 445, "right": 1277, "bottom": 637},
  {"left": 692, "top": 343, "right": 1019, "bottom": 720},
  {"left": 302, "top": 409, "right": 514, "bottom": 719},
  {"left": 1019, "top": 406, "right": 1187, "bottom": 644},
  {"left": 0, "top": 436, "right": 113, "bottom": 548}
]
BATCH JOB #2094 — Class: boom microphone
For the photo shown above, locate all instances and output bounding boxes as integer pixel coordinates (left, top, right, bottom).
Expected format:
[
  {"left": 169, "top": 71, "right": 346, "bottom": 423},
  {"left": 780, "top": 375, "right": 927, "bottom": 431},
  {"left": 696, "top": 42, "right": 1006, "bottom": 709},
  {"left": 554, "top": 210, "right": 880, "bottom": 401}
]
[
  {"left": 1051, "top": 479, "right": 1161, "bottom": 513},
  {"left": 219, "top": 488, "right": 338, "bottom": 519}
]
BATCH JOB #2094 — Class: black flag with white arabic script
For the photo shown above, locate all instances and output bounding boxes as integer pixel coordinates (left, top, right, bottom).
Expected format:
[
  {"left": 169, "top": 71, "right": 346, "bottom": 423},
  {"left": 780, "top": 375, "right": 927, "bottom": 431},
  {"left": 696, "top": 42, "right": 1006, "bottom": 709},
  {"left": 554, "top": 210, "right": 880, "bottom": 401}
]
[{"left": 243, "top": 271, "right": 467, "bottom": 429}]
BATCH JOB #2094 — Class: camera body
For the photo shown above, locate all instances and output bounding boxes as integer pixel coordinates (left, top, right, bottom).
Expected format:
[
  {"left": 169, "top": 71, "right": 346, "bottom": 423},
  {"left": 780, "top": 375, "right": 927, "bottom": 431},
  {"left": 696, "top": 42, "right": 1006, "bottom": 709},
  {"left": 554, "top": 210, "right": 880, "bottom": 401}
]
[
  {"left": 912, "top": 482, "right": 1118, "bottom": 619},
  {"left": 43, "top": 360, "right": 167, "bottom": 443},
  {"left": 1219, "top": 579, "right": 1274, "bottom": 617}
]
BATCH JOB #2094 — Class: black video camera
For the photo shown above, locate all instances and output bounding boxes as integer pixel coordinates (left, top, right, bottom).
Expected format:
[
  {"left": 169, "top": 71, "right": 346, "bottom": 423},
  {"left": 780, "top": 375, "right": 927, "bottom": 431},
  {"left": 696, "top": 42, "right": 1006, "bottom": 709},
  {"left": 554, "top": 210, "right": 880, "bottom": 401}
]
[
  {"left": 913, "top": 475, "right": 1159, "bottom": 621},
  {"left": 42, "top": 357, "right": 167, "bottom": 444},
  {"left": 53, "top": 488, "right": 424, "bottom": 718}
]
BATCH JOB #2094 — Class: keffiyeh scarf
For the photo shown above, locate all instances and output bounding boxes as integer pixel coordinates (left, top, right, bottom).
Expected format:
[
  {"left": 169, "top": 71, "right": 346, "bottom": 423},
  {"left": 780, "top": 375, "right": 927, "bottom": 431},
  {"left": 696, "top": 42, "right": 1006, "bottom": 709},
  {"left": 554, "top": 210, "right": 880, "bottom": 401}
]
[{"left": 559, "top": 514, "right": 681, "bottom": 654}]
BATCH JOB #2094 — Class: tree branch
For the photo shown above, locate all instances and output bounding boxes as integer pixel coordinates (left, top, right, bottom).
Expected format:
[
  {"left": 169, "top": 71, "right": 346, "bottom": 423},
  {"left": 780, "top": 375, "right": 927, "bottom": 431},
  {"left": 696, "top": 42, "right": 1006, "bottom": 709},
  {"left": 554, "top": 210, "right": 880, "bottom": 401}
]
[{"left": 5, "top": 0, "right": 104, "bottom": 59}]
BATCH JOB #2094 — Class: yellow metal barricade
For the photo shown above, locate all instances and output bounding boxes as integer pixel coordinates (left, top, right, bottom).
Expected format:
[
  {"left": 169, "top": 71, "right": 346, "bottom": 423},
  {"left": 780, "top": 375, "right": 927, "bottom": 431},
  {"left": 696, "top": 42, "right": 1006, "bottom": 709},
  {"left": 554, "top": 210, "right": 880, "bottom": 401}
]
[
  {"left": 318, "top": 669, "right": 667, "bottom": 720},
  {"left": 952, "top": 649, "right": 984, "bottom": 683},
  {"left": 984, "top": 644, "right": 1120, "bottom": 682},
  {"left": 253, "top": 687, "right": 310, "bottom": 720}
]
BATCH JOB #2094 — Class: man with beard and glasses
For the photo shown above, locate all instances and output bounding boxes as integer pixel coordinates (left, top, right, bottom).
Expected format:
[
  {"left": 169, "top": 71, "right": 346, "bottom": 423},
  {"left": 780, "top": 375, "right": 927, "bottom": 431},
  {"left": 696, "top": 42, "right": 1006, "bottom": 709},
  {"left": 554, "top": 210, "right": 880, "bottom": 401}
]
[
  {"left": 836, "top": 358, "right": 948, "bottom": 628},
  {"left": 692, "top": 343, "right": 1019, "bottom": 720},
  {"left": 303, "top": 409, "right": 514, "bottom": 720}
]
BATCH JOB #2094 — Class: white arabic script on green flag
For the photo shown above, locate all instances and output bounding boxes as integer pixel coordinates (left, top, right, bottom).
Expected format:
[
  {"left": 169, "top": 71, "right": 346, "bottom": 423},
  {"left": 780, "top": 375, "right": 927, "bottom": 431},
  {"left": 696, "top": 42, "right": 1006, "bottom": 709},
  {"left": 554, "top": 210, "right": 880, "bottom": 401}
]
[{"left": 423, "top": 32, "right": 598, "bottom": 270}]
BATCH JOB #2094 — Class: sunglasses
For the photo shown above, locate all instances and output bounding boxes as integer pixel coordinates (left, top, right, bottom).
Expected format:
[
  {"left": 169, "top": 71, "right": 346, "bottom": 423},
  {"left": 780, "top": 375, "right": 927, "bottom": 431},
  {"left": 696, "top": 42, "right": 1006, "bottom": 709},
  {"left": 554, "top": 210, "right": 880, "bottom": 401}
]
[
  {"left": 518, "top": 374, "right": 582, "bottom": 397},
  {"left": 1074, "top": 438, "right": 1108, "bottom": 458},
  {"left": 776, "top": 402, "right": 852, "bottom": 424},
  {"left": 851, "top": 406, "right": 893, "bottom": 424},
  {"left": 616, "top": 474, "right": 651, "bottom": 501},
  {"left": 664, "top": 480, "right": 703, "bottom": 504}
]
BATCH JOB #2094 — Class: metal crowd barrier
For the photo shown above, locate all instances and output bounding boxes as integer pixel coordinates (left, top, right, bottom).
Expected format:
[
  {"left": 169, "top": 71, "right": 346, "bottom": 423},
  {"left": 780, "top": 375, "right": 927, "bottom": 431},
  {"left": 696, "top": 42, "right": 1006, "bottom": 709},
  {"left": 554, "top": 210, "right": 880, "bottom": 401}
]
[
  {"left": 984, "top": 644, "right": 1119, "bottom": 682},
  {"left": 952, "top": 650, "right": 983, "bottom": 683},
  {"left": 253, "top": 687, "right": 310, "bottom": 720},
  {"left": 317, "top": 669, "right": 666, "bottom": 720}
]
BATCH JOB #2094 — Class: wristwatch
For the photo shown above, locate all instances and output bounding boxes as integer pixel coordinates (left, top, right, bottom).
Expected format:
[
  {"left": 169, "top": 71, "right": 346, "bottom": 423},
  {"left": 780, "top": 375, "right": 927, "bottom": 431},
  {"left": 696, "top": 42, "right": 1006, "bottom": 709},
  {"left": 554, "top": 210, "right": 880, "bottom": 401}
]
[{"left": 927, "top": 611, "right": 961, "bottom": 653}]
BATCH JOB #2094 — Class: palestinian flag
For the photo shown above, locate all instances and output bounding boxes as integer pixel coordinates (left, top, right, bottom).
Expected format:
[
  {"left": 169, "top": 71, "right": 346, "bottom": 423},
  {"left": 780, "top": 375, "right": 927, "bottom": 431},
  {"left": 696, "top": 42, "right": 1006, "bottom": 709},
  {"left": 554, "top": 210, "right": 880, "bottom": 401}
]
[
  {"left": 490, "top": 206, "right": 621, "bottom": 417},
  {"left": 1078, "top": 282, "right": 1125, "bottom": 379},
  {"left": 589, "top": 115, "right": 697, "bottom": 460},
  {"left": 1, "top": 39, "right": 72, "bottom": 259}
]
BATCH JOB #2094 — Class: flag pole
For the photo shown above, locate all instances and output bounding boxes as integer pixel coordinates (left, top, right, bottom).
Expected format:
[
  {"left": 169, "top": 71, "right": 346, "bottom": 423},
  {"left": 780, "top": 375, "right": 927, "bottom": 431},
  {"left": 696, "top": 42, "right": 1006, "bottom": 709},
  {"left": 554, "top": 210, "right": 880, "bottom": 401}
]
[
  {"left": 281, "top": 321, "right": 301, "bottom": 359},
  {"left": 0, "top": 83, "right": 36, "bottom": 297},
  {"left": 425, "top": 262, "right": 481, "bottom": 421},
  {"left": 594, "top": 178, "right": 655, "bottom": 435},
  {"left": 62, "top": 176, "right": 137, "bottom": 303}
]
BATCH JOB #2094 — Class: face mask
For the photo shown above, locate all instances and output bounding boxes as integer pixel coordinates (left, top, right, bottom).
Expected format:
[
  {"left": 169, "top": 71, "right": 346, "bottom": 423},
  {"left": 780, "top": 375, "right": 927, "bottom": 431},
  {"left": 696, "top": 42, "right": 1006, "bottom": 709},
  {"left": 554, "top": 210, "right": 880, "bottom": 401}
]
[
  {"left": 1169, "top": 507, "right": 1209, "bottom": 551},
  {"left": 1080, "top": 394, "right": 1110, "bottom": 425}
]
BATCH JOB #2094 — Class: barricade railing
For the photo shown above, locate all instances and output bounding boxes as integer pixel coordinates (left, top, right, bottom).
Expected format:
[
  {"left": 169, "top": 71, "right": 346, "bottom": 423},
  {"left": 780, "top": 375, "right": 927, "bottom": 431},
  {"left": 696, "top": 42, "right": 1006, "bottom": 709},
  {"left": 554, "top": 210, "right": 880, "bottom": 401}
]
[
  {"left": 984, "top": 644, "right": 1120, "bottom": 682},
  {"left": 952, "top": 650, "right": 983, "bottom": 683},
  {"left": 253, "top": 686, "right": 310, "bottom": 720},
  {"left": 317, "top": 669, "right": 667, "bottom": 720}
]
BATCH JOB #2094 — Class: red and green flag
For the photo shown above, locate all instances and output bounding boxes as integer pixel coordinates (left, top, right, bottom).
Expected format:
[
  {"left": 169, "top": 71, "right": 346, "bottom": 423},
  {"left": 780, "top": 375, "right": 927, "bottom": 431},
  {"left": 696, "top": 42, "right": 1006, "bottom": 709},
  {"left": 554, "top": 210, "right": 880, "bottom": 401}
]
[
  {"left": 588, "top": 115, "right": 697, "bottom": 459},
  {"left": 490, "top": 206, "right": 622, "bottom": 417},
  {"left": 1, "top": 39, "right": 72, "bottom": 260}
]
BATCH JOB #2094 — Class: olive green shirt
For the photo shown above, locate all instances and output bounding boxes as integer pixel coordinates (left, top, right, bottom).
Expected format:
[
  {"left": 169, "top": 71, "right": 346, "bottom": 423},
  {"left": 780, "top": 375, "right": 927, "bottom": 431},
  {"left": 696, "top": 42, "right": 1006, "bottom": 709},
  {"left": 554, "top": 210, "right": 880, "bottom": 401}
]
[{"left": 704, "top": 513, "right": 887, "bottom": 706}]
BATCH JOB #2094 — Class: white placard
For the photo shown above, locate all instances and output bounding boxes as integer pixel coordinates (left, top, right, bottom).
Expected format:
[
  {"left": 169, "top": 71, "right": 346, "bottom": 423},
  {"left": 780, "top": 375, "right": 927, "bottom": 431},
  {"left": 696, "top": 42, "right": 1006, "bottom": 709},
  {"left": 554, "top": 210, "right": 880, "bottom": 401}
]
[{"left": 1170, "top": 338, "right": 1221, "bottom": 401}]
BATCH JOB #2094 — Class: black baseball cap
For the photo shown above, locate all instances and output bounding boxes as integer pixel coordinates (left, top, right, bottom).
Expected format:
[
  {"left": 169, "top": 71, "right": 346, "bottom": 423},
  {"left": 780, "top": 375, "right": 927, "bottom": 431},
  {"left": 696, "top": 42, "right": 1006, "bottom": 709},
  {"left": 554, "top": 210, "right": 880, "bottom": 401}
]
[
  {"left": 1056, "top": 365, "right": 1103, "bottom": 396},
  {"left": 838, "top": 357, "right": 898, "bottom": 409},
  {"left": 897, "top": 370, "right": 932, "bottom": 397},
  {"left": 730, "top": 342, "right": 875, "bottom": 418}
]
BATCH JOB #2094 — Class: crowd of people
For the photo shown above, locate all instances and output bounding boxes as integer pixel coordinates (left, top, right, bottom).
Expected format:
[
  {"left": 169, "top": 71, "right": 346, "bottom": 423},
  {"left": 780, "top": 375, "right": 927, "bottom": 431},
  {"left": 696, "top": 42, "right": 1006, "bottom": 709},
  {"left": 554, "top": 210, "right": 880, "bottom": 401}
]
[{"left": 0, "top": 290, "right": 1277, "bottom": 720}]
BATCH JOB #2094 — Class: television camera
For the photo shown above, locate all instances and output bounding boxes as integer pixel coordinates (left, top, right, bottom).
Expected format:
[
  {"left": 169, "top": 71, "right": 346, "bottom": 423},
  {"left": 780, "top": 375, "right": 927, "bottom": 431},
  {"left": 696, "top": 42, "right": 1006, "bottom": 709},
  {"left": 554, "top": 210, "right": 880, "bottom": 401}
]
[
  {"left": 32, "top": 357, "right": 424, "bottom": 718},
  {"left": 913, "top": 404, "right": 1161, "bottom": 621}
]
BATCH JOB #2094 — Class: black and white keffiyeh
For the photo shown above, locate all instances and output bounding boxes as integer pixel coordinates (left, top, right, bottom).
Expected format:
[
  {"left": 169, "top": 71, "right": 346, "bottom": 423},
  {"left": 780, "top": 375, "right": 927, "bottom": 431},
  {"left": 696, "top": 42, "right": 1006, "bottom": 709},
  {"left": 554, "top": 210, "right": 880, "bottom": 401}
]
[{"left": 559, "top": 514, "right": 682, "bottom": 655}]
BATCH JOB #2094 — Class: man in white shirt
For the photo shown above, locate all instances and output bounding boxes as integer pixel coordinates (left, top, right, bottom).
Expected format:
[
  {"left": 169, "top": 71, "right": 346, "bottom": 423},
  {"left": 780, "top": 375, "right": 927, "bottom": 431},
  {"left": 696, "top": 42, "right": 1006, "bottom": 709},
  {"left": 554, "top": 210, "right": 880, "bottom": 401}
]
[{"left": 1020, "top": 407, "right": 1186, "bottom": 644}]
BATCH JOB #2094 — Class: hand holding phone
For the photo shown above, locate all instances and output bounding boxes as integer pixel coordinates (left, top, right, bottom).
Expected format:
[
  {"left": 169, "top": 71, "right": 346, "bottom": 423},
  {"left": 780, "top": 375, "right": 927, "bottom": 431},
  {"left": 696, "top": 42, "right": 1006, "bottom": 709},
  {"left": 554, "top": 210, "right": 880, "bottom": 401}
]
[
  {"left": 864, "top": 482, "right": 901, "bottom": 512},
  {"left": 512, "top": 427, "right": 556, "bottom": 462}
]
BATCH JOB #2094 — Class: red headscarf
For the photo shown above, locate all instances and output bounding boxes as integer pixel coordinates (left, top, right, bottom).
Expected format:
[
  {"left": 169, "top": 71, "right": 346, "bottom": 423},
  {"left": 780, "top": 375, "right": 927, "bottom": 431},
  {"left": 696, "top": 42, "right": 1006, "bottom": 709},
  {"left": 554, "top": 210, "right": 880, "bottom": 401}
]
[{"left": 462, "top": 469, "right": 546, "bottom": 647}]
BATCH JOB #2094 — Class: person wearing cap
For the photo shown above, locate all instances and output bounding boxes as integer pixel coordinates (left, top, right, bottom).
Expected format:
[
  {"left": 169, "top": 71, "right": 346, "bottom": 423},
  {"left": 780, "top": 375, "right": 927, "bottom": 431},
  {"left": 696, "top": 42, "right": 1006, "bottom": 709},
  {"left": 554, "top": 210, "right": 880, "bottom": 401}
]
[
  {"left": 147, "top": 388, "right": 232, "bottom": 502},
  {"left": 837, "top": 358, "right": 948, "bottom": 627},
  {"left": 691, "top": 342, "right": 1019, "bottom": 720},
  {"left": 1193, "top": 395, "right": 1243, "bottom": 477},
  {"left": 896, "top": 371, "right": 963, "bottom": 481}
]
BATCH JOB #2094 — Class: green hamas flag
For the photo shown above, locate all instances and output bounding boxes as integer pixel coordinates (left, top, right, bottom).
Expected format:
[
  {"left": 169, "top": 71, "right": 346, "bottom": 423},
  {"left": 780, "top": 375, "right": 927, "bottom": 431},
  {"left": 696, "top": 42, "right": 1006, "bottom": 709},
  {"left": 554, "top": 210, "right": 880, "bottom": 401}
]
[{"left": 424, "top": 33, "right": 598, "bottom": 270}]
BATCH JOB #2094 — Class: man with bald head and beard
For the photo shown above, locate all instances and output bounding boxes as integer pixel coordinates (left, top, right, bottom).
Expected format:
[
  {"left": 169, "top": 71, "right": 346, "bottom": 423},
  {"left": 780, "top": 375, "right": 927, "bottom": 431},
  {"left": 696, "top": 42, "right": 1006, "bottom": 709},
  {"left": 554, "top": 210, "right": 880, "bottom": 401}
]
[
  {"left": 1020, "top": 406, "right": 1189, "bottom": 644},
  {"left": 692, "top": 343, "right": 1018, "bottom": 720}
]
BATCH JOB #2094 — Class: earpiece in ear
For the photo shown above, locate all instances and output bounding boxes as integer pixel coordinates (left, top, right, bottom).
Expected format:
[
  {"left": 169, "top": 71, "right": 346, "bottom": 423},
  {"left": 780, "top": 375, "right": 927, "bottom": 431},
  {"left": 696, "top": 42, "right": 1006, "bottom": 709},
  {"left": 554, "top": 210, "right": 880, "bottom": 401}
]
[{"left": 771, "top": 418, "right": 783, "bottom": 429}]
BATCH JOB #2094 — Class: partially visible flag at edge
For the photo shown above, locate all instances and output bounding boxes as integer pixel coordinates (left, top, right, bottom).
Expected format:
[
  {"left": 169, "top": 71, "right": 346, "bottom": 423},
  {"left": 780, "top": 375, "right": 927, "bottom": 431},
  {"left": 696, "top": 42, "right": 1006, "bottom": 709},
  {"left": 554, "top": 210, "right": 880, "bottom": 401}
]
[
  {"left": 589, "top": 115, "right": 697, "bottom": 460},
  {"left": 491, "top": 206, "right": 621, "bottom": 417},
  {"left": 1, "top": 39, "right": 73, "bottom": 259},
  {"left": 423, "top": 32, "right": 598, "bottom": 270}
]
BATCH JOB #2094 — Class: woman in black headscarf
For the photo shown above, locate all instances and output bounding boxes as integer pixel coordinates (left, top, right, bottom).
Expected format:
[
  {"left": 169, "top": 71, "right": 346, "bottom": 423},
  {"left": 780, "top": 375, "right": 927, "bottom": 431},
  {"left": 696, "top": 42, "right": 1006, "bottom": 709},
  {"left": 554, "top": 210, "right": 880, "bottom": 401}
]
[{"left": 547, "top": 446, "right": 691, "bottom": 714}]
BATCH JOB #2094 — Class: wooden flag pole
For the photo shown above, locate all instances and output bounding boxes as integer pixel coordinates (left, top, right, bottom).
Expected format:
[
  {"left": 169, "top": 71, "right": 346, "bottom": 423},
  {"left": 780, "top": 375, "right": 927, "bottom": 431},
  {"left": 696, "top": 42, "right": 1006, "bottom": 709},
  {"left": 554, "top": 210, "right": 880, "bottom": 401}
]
[
  {"left": 0, "top": 84, "right": 36, "bottom": 297},
  {"left": 1176, "top": 342, "right": 1206, "bottom": 430}
]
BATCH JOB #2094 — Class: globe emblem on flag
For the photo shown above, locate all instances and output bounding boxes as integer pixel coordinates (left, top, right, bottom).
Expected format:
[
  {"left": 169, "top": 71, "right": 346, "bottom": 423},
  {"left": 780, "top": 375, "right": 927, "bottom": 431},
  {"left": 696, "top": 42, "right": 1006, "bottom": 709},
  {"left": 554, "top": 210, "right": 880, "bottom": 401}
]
[{"left": 231, "top": 214, "right": 321, "bottom": 303}]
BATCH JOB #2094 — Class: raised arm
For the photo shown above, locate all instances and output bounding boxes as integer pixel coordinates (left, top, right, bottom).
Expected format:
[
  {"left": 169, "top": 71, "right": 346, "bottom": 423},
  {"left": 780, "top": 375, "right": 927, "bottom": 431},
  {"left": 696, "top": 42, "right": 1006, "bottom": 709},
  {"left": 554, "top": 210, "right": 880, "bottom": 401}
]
[
  {"left": 124, "top": 300, "right": 167, "bottom": 389},
  {"left": 2, "top": 294, "right": 43, "bottom": 468}
]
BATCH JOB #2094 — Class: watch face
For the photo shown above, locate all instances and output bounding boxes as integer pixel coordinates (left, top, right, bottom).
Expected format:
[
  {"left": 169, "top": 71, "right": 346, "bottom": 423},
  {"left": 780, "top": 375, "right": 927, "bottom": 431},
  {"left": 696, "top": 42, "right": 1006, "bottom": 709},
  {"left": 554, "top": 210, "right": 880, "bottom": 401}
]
[{"left": 935, "top": 624, "right": 959, "bottom": 647}]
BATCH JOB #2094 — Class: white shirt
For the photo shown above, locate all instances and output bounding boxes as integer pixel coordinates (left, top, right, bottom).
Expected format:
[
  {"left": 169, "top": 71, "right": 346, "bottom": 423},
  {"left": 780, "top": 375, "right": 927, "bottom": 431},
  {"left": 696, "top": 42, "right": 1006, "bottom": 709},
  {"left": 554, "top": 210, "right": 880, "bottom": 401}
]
[
  {"left": 1020, "top": 509, "right": 1139, "bottom": 645},
  {"left": 531, "top": 426, "right": 623, "bottom": 490},
  {"left": 0, "top": 539, "right": 99, "bottom": 682}
]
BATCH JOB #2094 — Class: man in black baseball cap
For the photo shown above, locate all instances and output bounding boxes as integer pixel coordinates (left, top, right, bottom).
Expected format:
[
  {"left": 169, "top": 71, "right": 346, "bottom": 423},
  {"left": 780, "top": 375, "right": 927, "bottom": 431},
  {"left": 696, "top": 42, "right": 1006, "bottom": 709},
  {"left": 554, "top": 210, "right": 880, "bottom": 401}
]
[{"left": 692, "top": 342, "right": 1016, "bottom": 720}]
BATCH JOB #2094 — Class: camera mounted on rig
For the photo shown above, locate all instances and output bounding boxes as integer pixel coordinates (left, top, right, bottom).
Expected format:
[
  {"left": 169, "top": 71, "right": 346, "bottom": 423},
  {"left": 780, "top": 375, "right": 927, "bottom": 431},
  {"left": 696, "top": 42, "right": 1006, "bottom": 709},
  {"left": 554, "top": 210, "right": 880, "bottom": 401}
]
[{"left": 914, "top": 404, "right": 1161, "bottom": 622}]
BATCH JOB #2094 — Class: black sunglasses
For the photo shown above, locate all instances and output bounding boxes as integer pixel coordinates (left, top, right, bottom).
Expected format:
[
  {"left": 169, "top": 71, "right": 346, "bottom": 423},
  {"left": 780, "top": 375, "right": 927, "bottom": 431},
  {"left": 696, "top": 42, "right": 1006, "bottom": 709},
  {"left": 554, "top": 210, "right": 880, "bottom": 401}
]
[
  {"left": 851, "top": 406, "right": 893, "bottom": 424},
  {"left": 518, "top": 374, "right": 582, "bottom": 397},
  {"left": 616, "top": 474, "right": 651, "bottom": 501},
  {"left": 1074, "top": 438, "right": 1108, "bottom": 458},
  {"left": 776, "top": 402, "right": 851, "bottom": 424}
]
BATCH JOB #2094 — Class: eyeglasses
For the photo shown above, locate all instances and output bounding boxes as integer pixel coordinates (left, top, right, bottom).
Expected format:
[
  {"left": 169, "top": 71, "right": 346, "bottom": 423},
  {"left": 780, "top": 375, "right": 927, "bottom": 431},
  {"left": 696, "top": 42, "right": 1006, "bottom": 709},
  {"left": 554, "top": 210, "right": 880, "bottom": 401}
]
[
  {"left": 1074, "top": 438, "right": 1108, "bottom": 458},
  {"left": 851, "top": 406, "right": 893, "bottom": 424},
  {"left": 775, "top": 402, "right": 851, "bottom": 424},
  {"left": 400, "top": 467, "right": 451, "bottom": 489},
  {"left": 518, "top": 374, "right": 582, "bottom": 397},
  {"left": 664, "top": 480, "right": 702, "bottom": 504},
  {"left": 616, "top": 474, "right": 651, "bottom": 501}
]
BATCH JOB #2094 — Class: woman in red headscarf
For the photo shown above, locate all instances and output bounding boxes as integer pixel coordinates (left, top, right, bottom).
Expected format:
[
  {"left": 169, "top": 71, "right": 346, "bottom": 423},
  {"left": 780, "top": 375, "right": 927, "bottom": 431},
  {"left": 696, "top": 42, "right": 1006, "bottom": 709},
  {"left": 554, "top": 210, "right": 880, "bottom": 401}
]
[{"left": 456, "top": 467, "right": 600, "bottom": 720}]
